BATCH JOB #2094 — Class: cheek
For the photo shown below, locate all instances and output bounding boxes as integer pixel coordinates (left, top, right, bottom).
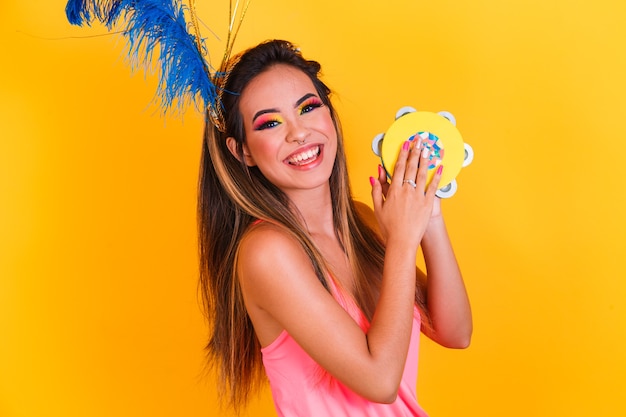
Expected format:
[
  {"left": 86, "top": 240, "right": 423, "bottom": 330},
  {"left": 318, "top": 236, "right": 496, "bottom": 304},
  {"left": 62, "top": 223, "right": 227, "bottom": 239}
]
[
  {"left": 247, "top": 138, "right": 280, "bottom": 166},
  {"left": 321, "top": 117, "right": 338, "bottom": 149},
  {"left": 323, "top": 120, "right": 335, "bottom": 136},
  {"left": 321, "top": 112, "right": 337, "bottom": 137}
]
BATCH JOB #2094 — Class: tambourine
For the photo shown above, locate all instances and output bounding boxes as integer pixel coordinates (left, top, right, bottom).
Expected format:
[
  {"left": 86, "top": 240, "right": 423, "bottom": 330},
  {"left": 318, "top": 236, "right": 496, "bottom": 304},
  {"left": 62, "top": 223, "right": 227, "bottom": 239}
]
[{"left": 372, "top": 107, "right": 474, "bottom": 198}]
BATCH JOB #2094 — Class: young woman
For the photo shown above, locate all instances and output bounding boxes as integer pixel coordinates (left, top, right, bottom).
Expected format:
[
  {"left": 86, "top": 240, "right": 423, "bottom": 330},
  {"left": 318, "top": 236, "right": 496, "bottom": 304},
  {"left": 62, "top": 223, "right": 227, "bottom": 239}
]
[{"left": 198, "top": 39, "right": 472, "bottom": 416}]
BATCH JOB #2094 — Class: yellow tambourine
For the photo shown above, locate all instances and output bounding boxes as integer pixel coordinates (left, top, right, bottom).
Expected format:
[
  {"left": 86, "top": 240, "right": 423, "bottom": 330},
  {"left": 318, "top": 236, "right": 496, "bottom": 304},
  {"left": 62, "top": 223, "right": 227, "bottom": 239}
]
[{"left": 372, "top": 107, "right": 473, "bottom": 198}]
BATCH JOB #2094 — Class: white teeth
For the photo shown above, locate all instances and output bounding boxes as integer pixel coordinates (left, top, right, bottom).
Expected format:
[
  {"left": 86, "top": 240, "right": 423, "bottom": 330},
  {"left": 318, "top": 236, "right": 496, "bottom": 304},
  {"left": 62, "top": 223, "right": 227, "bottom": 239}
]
[{"left": 288, "top": 146, "right": 320, "bottom": 165}]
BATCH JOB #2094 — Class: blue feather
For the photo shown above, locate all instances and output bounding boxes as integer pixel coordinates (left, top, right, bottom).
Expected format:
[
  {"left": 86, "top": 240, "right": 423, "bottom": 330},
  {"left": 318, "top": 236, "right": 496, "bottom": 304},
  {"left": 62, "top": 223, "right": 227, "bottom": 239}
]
[
  {"left": 65, "top": 0, "right": 91, "bottom": 25},
  {"left": 65, "top": 0, "right": 215, "bottom": 115},
  {"left": 65, "top": 0, "right": 123, "bottom": 27}
]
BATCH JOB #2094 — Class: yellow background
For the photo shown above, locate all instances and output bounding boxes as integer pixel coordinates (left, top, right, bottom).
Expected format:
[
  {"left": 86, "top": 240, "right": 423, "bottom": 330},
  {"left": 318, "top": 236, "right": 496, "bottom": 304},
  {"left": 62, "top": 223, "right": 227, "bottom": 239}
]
[{"left": 2, "top": 1, "right": 625, "bottom": 416}]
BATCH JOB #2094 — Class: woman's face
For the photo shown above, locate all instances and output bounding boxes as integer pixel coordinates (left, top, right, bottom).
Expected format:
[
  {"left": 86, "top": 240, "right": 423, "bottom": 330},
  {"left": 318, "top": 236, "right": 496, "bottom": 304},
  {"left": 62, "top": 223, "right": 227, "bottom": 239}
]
[{"left": 234, "top": 64, "right": 337, "bottom": 196}]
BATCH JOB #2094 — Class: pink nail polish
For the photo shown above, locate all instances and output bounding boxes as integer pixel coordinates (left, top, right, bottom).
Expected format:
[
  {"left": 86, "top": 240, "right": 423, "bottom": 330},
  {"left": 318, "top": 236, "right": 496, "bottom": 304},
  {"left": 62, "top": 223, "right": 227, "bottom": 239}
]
[
  {"left": 436, "top": 165, "right": 443, "bottom": 175},
  {"left": 369, "top": 176, "right": 376, "bottom": 186},
  {"left": 402, "top": 141, "right": 410, "bottom": 151}
]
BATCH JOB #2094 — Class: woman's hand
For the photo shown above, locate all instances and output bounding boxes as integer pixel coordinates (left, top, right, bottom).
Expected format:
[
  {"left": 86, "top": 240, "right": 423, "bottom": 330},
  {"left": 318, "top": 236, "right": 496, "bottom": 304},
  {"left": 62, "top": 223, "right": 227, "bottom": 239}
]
[
  {"left": 370, "top": 139, "right": 443, "bottom": 249},
  {"left": 375, "top": 162, "right": 444, "bottom": 221}
]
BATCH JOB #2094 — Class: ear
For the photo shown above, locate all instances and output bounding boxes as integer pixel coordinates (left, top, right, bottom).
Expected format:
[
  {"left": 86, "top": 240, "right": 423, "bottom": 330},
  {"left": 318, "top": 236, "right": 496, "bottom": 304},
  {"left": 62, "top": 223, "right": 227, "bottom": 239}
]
[{"left": 226, "top": 137, "right": 256, "bottom": 166}]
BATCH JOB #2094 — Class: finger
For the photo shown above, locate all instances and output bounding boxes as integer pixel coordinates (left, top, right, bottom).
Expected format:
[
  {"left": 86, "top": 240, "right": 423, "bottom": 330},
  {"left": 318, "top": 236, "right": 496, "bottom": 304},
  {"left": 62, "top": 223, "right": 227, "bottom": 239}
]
[
  {"left": 377, "top": 164, "right": 387, "bottom": 183},
  {"left": 415, "top": 144, "right": 431, "bottom": 189},
  {"left": 403, "top": 137, "right": 422, "bottom": 184},
  {"left": 378, "top": 165, "right": 390, "bottom": 197},
  {"left": 425, "top": 164, "right": 444, "bottom": 199},
  {"left": 391, "top": 141, "right": 410, "bottom": 187},
  {"left": 370, "top": 176, "right": 383, "bottom": 213}
]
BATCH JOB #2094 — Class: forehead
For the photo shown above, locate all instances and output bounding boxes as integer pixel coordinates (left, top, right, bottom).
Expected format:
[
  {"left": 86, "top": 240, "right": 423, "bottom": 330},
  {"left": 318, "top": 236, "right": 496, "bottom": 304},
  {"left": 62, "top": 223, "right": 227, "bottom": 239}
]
[{"left": 239, "top": 64, "right": 316, "bottom": 110}]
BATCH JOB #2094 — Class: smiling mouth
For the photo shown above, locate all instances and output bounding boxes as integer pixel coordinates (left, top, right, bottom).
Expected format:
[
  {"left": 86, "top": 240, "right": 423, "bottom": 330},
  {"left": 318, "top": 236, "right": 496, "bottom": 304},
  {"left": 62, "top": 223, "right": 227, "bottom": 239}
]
[{"left": 286, "top": 145, "right": 321, "bottom": 166}]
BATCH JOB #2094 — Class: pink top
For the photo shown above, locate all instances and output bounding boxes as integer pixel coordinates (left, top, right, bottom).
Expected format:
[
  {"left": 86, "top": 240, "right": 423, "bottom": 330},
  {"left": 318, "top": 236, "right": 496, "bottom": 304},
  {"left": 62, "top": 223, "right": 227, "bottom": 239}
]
[{"left": 261, "top": 276, "right": 428, "bottom": 417}]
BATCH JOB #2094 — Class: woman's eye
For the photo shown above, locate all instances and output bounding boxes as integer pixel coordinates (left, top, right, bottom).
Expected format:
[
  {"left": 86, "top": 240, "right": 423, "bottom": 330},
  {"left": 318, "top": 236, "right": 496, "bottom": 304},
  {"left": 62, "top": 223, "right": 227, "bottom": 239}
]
[
  {"left": 255, "top": 119, "right": 281, "bottom": 131},
  {"left": 300, "top": 101, "right": 323, "bottom": 114}
]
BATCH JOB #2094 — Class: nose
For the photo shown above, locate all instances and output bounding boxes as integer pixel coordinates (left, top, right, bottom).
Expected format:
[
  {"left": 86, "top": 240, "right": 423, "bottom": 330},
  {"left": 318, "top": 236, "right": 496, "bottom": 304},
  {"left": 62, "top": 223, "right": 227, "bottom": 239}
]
[{"left": 286, "top": 118, "right": 310, "bottom": 144}]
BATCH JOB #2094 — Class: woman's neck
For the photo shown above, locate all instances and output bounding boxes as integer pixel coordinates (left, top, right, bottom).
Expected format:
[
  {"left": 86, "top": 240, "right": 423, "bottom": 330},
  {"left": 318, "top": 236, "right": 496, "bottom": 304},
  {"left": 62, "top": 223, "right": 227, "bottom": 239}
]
[{"left": 286, "top": 185, "right": 335, "bottom": 237}]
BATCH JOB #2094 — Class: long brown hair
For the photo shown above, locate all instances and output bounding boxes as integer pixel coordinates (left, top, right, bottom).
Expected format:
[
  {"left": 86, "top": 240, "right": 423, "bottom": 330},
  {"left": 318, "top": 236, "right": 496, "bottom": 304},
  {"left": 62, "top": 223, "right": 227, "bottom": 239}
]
[{"left": 197, "top": 39, "right": 426, "bottom": 411}]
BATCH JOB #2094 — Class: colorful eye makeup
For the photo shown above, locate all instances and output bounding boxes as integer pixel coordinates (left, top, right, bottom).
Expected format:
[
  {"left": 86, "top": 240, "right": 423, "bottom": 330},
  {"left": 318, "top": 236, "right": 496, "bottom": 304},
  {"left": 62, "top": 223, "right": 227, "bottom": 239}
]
[
  {"left": 298, "top": 97, "right": 323, "bottom": 115},
  {"left": 251, "top": 94, "right": 324, "bottom": 131},
  {"left": 253, "top": 114, "right": 284, "bottom": 131}
]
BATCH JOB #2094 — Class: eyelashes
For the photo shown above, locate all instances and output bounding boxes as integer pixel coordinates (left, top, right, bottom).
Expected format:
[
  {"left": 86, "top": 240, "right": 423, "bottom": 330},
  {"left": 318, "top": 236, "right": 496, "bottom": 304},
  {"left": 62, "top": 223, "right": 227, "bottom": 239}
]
[
  {"left": 253, "top": 116, "right": 283, "bottom": 131},
  {"left": 298, "top": 98, "right": 324, "bottom": 115},
  {"left": 253, "top": 98, "right": 324, "bottom": 131}
]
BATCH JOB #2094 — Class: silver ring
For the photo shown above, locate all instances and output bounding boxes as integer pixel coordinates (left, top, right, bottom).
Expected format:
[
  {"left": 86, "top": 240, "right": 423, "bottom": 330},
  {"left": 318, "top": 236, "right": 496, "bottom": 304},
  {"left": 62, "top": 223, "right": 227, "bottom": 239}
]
[{"left": 403, "top": 179, "right": 417, "bottom": 188}]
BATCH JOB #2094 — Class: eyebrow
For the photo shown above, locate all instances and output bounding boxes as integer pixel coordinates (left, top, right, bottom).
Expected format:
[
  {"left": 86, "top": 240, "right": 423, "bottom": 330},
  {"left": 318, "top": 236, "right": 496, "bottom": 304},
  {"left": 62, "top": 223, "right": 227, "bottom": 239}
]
[{"left": 251, "top": 93, "right": 318, "bottom": 122}]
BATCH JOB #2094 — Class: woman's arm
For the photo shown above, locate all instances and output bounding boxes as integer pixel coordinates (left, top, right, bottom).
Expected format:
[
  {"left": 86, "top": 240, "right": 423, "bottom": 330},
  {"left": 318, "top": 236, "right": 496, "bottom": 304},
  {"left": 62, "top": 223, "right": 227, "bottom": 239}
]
[{"left": 419, "top": 199, "right": 473, "bottom": 348}]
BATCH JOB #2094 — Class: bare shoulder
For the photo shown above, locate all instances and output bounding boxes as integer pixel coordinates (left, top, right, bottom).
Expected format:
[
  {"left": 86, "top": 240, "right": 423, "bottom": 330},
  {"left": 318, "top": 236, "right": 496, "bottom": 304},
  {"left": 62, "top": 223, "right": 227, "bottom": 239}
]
[
  {"left": 236, "top": 222, "right": 319, "bottom": 308},
  {"left": 238, "top": 222, "right": 307, "bottom": 271}
]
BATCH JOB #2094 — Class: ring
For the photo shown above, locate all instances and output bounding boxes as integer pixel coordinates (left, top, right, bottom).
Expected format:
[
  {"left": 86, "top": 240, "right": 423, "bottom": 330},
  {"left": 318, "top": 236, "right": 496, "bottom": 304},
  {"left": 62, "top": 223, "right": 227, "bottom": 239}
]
[{"left": 403, "top": 179, "right": 417, "bottom": 188}]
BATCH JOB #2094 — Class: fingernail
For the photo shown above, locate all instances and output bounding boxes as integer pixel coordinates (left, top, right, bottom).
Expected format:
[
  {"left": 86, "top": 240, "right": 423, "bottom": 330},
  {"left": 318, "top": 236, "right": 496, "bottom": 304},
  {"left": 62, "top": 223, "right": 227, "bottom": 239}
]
[
  {"left": 378, "top": 165, "right": 384, "bottom": 176},
  {"left": 416, "top": 137, "right": 422, "bottom": 149},
  {"left": 402, "top": 141, "right": 410, "bottom": 151},
  {"left": 436, "top": 165, "right": 443, "bottom": 175},
  {"left": 369, "top": 176, "right": 376, "bottom": 186},
  {"left": 422, "top": 147, "right": 429, "bottom": 158}
]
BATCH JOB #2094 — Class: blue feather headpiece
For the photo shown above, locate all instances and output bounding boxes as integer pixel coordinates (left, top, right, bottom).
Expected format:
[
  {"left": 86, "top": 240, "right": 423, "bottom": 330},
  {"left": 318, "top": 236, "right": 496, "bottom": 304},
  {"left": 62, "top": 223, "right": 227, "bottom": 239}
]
[{"left": 65, "top": 0, "right": 250, "bottom": 131}]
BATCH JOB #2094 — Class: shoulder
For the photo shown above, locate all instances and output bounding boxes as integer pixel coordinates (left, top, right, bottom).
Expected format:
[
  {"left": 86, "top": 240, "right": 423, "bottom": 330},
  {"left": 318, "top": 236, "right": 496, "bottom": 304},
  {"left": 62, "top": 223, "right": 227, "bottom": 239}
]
[
  {"left": 237, "top": 222, "right": 317, "bottom": 296},
  {"left": 238, "top": 222, "right": 307, "bottom": 268}
]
